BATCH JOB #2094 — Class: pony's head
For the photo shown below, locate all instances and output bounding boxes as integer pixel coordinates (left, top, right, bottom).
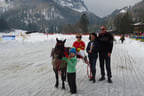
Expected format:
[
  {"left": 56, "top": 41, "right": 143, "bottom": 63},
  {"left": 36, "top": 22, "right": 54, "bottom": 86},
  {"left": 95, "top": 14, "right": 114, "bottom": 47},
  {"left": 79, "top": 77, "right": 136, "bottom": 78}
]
[
  {"left": 55, "top": 38, "right": 66, "bottom": 49},
  {"left": 53, "top": 38, "right": 66, "bottom": 59}
]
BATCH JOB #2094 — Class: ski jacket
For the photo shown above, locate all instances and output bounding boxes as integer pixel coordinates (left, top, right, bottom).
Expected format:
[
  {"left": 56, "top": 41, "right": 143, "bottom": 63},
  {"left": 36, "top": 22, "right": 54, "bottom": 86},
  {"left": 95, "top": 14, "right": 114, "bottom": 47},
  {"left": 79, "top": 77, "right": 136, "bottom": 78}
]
[
  {"left": 86, "top": 40, "right": 99, "bottom": 58},
  {"left": 62, "top": 56, "right": 77, "bottom": 73},
  {"left": 73, "top": 40, "right": 85, "bottom": 52},
  {"left": 98, "top": 32, "right": 114, "bottom": 53}
]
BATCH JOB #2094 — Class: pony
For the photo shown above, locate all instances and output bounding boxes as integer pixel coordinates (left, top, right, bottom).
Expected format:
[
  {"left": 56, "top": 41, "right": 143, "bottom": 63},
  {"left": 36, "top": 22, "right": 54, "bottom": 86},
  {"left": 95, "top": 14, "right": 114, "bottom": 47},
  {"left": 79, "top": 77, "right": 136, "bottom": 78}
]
[{"left": 51, "top": 38, "right": 70, "bottom": 89}]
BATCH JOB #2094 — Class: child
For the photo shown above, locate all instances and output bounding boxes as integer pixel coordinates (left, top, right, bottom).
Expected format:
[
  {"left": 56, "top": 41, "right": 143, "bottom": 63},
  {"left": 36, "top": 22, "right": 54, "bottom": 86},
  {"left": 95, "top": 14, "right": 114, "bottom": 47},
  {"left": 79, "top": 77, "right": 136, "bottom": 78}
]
[
  {"left": 62, "top": 48, "right": 77, "bottom": 94},
  {"left": 73, "top": 34, "right": 88, "bottom": 64},
  {"left": 73, "top": 34, "right": 85, "bottom": 54}
]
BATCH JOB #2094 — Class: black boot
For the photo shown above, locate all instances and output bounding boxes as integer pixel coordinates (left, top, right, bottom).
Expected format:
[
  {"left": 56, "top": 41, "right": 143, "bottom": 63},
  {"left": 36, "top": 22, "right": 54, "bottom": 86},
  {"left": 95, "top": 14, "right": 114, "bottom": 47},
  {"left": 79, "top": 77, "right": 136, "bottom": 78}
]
[
  {"left": 62, "top": 86, "right": 65, "bottom": 89},
  {"left": 98, "top": 77, "right": 105, "bottom": 81},
  {"left": 55, "top": 83, "right": 58, "bottom": 88},
  {"left": 89, "top": 78, "right": 93, "bottom": 81},
  {"left": 108, "top": 78, "right": 112, "bottom": 83},
  {"left": 89, "top": 76, "right": 96, "bottom": 83},
  {"left": 93, "top": 78, "right": 96, "bottom": 83},
  {"left": 62, "top": 82, "right": 65, "bottom": 89}
]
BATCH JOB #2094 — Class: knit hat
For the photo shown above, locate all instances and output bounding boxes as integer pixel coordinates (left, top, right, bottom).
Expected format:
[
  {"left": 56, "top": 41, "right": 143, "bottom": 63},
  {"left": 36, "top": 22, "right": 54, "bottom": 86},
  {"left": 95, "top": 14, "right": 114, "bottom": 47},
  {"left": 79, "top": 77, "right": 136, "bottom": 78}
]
[{"left": 69, "top": 48, "right": 76, "bottom": 54}]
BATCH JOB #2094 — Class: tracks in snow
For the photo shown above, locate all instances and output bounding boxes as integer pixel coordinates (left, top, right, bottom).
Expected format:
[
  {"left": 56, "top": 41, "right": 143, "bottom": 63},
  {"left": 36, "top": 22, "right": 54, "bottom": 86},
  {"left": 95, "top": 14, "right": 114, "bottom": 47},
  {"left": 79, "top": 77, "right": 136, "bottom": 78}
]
[{"left": 0, "top": 39, "right": 144, "bottom": 96}]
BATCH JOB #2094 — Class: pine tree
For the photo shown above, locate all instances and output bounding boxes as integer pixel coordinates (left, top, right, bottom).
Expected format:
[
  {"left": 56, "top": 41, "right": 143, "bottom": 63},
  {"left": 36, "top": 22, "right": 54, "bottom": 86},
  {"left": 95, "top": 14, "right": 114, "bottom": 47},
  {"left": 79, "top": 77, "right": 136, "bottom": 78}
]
[
  {"left": 0, "top": 18, "right": 10, "bottom": 32},
  {"left": 79, "top": 13, "right": 89, "bottom": 34},
  {"left": 114, "top": 12, "right": 133, "bottom": 34}
]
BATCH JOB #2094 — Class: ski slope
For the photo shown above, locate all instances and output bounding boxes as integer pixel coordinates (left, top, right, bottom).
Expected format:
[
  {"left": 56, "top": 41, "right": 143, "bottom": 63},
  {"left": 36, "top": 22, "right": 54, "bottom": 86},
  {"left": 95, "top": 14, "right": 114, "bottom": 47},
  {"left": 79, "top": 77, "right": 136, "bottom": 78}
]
[{"left": 0, "top": 33, "right": 144, "bottom": 96}]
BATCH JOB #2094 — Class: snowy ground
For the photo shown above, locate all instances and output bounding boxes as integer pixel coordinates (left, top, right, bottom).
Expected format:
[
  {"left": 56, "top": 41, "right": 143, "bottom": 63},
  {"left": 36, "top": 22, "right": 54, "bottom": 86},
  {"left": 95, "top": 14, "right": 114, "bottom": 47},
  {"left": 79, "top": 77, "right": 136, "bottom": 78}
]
[{"left": 0, "top": 33, "right": 144, "bottom": 96}]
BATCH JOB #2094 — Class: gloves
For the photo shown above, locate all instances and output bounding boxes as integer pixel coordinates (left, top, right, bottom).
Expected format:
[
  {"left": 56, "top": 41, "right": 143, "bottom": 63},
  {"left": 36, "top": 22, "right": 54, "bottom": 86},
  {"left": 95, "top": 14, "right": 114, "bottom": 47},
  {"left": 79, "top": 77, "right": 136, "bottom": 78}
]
[{"left": 77, "top": 48, "right": 81, "bottom": 52}]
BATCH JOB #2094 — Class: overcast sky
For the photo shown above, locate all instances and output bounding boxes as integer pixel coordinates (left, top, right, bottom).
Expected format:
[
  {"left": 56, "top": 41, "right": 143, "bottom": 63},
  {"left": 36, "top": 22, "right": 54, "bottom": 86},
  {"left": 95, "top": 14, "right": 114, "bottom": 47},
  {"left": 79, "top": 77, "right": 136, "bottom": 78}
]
[{"left": 85, "top": 0, "right": 142, "bottom": 17}]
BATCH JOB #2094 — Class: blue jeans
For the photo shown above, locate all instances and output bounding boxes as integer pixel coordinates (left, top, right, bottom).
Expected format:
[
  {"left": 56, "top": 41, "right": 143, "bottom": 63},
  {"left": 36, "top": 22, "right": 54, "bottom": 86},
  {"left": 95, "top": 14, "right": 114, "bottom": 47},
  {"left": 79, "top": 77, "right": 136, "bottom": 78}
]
[{"left": 89, "top": 55, "right": 98, "bottom": 79}]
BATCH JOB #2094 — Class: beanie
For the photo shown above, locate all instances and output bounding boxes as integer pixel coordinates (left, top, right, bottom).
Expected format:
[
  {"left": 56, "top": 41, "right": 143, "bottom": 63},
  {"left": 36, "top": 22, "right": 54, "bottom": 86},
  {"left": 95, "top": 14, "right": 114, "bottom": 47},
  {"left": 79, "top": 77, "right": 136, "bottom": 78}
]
[{"left": 69, "top": 48, "right": 76, "bottom": 54}]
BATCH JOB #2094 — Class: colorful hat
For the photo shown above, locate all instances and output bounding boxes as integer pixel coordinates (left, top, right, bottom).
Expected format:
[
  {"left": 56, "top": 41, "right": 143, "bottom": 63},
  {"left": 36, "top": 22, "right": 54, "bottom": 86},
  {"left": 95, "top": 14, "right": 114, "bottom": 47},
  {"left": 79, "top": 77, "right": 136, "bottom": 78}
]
[{"left": 69, "top": 48, "right": 76, "bottom": 54}]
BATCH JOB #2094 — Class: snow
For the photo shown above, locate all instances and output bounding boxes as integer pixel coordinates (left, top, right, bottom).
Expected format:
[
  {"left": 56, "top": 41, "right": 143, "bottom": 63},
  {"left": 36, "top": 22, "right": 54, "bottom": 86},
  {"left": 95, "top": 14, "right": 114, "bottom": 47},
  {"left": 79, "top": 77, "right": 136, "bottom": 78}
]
[
  {"left": 0, "top": 0, "right": 7, "bottom": 7},
  {"left": 0, "top": 32, "right": 144, "bottom": 96},
  {"left": 120, "top": 9, "right": 127, "bottom": 13},
  {"left": 0, "top": 0, "right": 13, "bottom": 12},
  {"left": 133, "top": 22, "right": 144, "bottom": 26}
]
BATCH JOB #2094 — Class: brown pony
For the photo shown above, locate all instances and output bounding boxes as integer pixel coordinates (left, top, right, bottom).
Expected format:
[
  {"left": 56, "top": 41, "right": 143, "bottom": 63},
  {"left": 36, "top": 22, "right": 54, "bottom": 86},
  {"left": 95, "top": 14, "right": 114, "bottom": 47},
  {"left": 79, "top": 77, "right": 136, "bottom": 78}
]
[{"left": 51, "top": 38, "right": 70, "bottom": 89}]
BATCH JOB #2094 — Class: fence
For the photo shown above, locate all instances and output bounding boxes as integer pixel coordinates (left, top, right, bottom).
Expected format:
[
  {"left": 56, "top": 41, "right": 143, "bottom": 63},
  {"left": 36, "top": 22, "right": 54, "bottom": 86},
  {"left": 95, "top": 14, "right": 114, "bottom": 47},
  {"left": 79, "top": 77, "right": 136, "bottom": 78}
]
[{"left": 2, "top": 35, "right": 16, "bottom": 40}]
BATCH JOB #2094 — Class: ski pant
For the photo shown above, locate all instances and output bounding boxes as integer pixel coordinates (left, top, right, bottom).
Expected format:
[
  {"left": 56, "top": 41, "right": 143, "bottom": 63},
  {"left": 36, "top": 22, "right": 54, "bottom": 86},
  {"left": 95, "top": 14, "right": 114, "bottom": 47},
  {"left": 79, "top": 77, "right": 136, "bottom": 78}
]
[
  {"left": 99, "top": 52, "right": 112, "bottom": 78},
  {"left": 67, "top": 72, "right": 77, "bottom": 94},
  {"left": 77, "top": 50, "right": 86, "bottom": 58},
  {"left": 89, "top": 55, "right": 98, "bottom": 79}
]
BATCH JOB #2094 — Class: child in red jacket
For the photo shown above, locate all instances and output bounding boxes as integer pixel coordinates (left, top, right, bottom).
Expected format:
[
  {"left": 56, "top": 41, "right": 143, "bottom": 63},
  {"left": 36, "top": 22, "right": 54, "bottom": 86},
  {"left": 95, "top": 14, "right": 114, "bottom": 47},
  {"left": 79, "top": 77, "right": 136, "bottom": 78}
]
[{"left": 73, "top": 34, "right": 88, "bottom": 63}]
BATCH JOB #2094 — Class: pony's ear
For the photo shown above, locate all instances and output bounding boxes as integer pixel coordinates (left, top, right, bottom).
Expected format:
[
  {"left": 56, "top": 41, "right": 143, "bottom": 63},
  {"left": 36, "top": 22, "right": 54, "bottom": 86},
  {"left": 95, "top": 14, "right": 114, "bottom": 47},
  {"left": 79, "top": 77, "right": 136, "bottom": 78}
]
[
  {"left": 63, "top": 39, "right": 66, "bottom": 43},
  {"left": 56, "top": 38, "right": 59, "bottom": 42}
]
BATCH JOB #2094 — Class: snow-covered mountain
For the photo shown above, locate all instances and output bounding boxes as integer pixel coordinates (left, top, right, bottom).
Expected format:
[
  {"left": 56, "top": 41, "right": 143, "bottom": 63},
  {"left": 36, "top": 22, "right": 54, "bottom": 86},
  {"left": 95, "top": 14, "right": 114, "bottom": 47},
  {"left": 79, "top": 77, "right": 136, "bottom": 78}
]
[
  {"left": 0, "top": 0, "right": 13, "bottom": 13},
  {"left": 53, "top": 0, "right": 88, "bottom": 12},
  {"left": 0, "top": 0, "right": 101, "bottom": 33},
  {"left": 104, "top": 0, "right": 144, "bottom": 30}
]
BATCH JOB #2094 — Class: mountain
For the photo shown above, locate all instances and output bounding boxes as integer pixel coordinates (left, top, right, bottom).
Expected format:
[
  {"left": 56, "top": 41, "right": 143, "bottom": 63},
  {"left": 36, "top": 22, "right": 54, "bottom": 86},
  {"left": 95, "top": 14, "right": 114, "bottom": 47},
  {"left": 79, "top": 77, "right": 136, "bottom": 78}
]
[
  {"left": 0, "top": 0, "right": 13, "bottom": 14},
  {"left": 0, "top": 0, "right": 102, "bottom": 33},
  {"left": 103, "top": 0, "right": 144, "bottom": 30},
  {"left": 131, "top": 0, "right": 144, "bottom": 22},
  {"left": 53, "top": 0, "right": 88, "bottom": 12}
]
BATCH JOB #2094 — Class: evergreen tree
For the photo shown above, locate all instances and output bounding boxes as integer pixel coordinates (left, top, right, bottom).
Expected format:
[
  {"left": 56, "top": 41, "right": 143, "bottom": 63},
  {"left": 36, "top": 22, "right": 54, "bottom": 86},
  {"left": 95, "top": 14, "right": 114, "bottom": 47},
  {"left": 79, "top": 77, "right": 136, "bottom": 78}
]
[
  {"left": 0, "top": 18, "right": 10, "bottom": 32},
  {"left": 79, "top": 13, "right": 89, "bottom": 34},
  {"left": 114, "top": 12, "right": 133, "bottom": 34}
]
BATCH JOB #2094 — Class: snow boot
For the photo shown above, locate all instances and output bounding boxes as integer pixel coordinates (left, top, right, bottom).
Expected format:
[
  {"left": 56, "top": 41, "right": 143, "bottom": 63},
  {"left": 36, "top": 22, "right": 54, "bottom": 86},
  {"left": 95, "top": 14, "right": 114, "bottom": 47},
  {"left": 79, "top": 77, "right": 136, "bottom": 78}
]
[
  {"left": 93, "top": 78, "right": 96, "bottom": 83},
  {"left": 108, "top": 78, "right": 112, "bottom": 83},
  {"left": 89, "top": 78, "right": 93, "bottom": 81},
  {"left": 98, "top": 77, "right": 105, "bottom": 81}
]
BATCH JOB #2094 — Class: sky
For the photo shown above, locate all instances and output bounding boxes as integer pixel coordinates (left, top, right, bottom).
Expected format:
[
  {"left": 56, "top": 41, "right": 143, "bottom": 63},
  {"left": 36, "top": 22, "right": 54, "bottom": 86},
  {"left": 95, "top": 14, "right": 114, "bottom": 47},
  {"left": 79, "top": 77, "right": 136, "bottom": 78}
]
[{"left": 85, "top": 0, "right": 142, "bottom": 17}]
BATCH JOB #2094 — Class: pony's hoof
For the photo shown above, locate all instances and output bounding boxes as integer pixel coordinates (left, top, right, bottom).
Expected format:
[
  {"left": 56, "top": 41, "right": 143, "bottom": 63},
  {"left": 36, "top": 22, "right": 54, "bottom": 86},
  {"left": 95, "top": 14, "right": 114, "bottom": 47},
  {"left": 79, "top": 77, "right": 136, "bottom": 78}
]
[
  {"left": 62, "top": 86, "right": 65, "bottom": 89},
  {"left": 55, "top": 85, "right": 58, "bottom": 88}
]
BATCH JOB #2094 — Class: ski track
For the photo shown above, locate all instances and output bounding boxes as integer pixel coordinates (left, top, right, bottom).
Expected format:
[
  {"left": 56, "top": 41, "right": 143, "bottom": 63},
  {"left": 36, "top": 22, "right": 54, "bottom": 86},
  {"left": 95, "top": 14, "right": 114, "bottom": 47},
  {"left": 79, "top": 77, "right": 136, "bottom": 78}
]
[{"left": 0, "top": 37, "right": 144, "bottom": 96}]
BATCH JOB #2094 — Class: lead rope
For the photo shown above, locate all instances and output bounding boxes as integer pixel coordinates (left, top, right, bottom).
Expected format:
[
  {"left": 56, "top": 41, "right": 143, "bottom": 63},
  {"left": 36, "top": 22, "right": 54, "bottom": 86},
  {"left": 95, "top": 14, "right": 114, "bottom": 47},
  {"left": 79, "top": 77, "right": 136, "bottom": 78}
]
[{"left": 86, "top": 61, "right": 92, "bottom": 79}]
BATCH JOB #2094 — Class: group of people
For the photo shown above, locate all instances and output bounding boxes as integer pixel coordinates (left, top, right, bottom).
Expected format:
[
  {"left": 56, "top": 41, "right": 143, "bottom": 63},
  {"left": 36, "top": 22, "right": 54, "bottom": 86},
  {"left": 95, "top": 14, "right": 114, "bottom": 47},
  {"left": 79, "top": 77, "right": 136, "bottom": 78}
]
[{"left": 62, "top": 26, "right": 114, "bottom": 94}]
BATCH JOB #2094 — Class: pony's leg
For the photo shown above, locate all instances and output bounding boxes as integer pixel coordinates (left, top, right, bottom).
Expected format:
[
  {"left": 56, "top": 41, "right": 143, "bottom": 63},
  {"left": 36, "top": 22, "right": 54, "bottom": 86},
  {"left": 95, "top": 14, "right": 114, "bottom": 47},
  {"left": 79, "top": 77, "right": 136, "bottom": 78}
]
[
  {"left": 61, "top": 70, "right": 65, "bottom": 89},
  {"left": 62, "top": 68, "right": 66, "bottom": 81},
  {"left": 54, "top": 69, "right": 59, "bottom": 88}
]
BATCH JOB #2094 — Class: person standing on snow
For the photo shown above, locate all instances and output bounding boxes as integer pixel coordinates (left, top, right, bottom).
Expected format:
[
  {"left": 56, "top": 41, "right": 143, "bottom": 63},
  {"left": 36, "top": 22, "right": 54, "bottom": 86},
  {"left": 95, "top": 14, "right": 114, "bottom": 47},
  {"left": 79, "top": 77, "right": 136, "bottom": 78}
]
[
  {"left": 86, "top": 33, "right": 99, "bottom": 83},
  {"left": 120, "top": 34, "right": 125, "bottom": 44},
  {"left": 73, "top": 34, "right": 88, "bottom": 63},
  {"left": 62, "top": 48, "right": 77, "bottom": 94},
  {"left": 98, "top": 26, "right": 114, "bottom": 83}
]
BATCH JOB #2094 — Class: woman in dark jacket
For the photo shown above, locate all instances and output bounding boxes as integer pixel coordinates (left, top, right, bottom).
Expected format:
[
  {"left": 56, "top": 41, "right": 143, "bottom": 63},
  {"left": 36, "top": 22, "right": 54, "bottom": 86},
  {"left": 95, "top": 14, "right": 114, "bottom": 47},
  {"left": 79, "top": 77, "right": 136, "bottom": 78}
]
[{"left": 86, "top": 33, "right": 99, "bottom": 83}]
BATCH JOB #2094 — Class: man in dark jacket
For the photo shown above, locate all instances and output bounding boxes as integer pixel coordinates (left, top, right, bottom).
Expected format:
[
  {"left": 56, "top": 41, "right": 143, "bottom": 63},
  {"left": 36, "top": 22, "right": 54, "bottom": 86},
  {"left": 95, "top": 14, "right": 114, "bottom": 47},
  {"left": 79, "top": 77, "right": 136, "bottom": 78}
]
[
  {"left": 86, "top": 33, "right": 99, "bottom": 83},
  {"left": 98, "top": 26, "right": 114, "bottom": 83}
]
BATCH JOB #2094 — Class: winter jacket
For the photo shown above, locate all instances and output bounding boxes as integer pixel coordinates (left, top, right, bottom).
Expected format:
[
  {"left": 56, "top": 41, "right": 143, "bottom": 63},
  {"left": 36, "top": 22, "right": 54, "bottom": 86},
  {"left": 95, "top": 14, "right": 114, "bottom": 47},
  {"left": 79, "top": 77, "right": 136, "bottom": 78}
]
[
  {"left": 86, "top": 40, "right": 99, "bottom": 58},
  {"left": 73, "top": 40, "right": 85, "bottom": 52},
  {"left": 98, "top": 32, "right": 114, "bottom": 53},
  {"left": 62, "top": 56, "right": 77, "bottom": 73},
  {"left": 120, "top": 36, "right": 125, "bottom": 41}
]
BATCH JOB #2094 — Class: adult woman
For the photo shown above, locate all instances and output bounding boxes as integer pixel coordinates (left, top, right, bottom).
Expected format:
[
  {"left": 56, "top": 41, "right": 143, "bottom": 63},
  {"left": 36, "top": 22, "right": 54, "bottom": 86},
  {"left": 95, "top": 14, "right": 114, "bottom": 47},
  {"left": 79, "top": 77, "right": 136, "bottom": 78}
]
[{"left": 86, "top": 33, "right": 99, "bottom": 83}]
